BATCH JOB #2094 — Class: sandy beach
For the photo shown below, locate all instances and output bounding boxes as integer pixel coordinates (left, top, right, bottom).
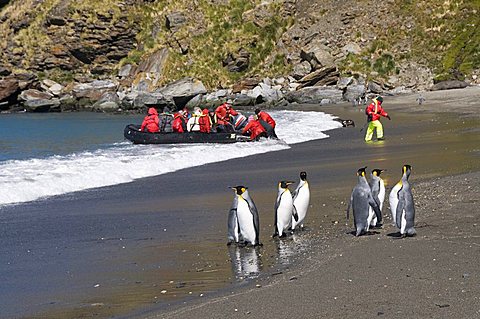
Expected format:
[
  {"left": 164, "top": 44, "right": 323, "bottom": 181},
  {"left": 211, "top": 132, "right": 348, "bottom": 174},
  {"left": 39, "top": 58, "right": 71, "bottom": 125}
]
[
  {"left": 142, "top": 87, "right": 480, "bottom": 319},
  {"left": 1, "top": 87, "right": 478, "bottom": 319}
]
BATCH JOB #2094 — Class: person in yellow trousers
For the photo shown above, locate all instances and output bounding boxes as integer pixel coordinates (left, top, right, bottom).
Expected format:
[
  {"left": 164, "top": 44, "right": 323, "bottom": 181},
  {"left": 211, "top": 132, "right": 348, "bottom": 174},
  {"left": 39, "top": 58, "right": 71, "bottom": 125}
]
[{"left": 364, "top": 96, "right": 391, "bottom": 141}]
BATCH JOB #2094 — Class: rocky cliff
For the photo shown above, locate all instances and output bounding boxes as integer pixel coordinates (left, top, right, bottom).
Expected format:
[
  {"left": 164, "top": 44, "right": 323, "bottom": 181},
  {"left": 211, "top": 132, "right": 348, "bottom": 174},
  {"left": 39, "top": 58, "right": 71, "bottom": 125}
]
[{"left": 0, "top": 0, "right": 478, "bottom": 112}]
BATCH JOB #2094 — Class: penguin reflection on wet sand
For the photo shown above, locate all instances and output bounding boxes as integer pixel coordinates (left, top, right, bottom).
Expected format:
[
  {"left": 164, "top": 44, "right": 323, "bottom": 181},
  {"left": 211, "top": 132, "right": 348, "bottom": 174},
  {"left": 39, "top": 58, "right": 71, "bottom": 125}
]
[
  {"left": 390, "top": 165, "right": 416, "bottom": 237},
  {"left": 274, "top": 181, "right": 298, "bottom": 238},
  {"left": 228, "top": 186, "right": 260, "bottom": 246},
  {"left": 347, "top": 167, "right": 382, "bottom": 236},
  {"left": 292, "top": 172, "right": 310, "bottom": 231},
  {"left": 368, "top": 169, "right": 385, "bottom": 229}
]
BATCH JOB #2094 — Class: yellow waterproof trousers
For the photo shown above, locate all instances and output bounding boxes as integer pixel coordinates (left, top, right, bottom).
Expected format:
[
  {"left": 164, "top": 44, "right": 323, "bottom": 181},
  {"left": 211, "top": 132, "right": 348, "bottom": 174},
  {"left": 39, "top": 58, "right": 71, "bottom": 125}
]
[{"left": 364, "top": 120, "right": 384, "bottom": 141}]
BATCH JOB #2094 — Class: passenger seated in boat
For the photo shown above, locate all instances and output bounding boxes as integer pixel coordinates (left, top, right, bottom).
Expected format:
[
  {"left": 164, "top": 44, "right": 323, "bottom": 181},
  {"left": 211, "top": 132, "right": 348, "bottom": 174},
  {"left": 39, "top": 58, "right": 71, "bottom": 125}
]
[
  {"left": 215, "top": 101, "right": 237, "bottom": 133},
  {"left": 187, "top": 107, "right": 202, "bottom": 132},
  {"left": 172, "top": 110, "right": 187, "bottom": 133},
  {"left": 199, "top": 108, "right": 212, "bottom": 133},
  {"left": 159, "top": 108, "right": 174, "bottom": 133},
  {"left": 140, "top": 107, "right": 159, "bottom": 133},
  {"left": 242, "top": 115, "right": 267, "bottom": 141},
  {"left": 255, "top": 108, "right": 277, "bottom": 138}
]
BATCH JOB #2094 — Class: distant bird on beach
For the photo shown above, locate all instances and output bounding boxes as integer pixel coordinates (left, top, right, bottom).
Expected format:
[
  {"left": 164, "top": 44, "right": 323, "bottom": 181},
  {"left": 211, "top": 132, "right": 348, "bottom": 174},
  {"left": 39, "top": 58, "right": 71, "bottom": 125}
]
[
  {"left": 292, "top": 171, "right": 310, "bottom": 231},
  {"left": 368, "top": 169, "right": 385, "bottom": 229},
  {"left": 274, "top": 181, "right": 297, "bottom": 238},
  {"left": 347, "top": 167, "right": 382, "bottom": 236},
  {"left": 389, "top": 165, "right": 416, "bottom": 237},
  {"left": 228, "top": 186, "right": 260, "bottom": 246}
]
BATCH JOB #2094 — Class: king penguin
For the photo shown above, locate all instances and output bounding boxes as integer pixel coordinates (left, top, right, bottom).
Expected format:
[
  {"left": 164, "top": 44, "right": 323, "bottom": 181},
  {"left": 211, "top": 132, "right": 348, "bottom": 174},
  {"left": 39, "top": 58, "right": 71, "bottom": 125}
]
[
  {"left": 228, "top": 186, "right": 260, "bottom": 246},
  {"left": 368, "top": 169, "right": 385, "bottom": 229},
  {"left": 292, "top": 172, "right": 310, "bottom": 231},
  {"left": 390, "top": 165, "right": 416, "bottom": 236},
  {"left": 347, "top": 167, "right": 382, "bottom": 236},
  {"left": 274, "top": 181, "right": 297, "bottom": 237}
]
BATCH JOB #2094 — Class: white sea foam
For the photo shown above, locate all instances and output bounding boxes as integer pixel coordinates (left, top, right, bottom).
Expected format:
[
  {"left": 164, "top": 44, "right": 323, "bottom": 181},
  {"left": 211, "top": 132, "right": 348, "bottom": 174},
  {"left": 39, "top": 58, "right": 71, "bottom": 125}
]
[{"left": 0, "top": 111, "right": 341, "bottom": 206}]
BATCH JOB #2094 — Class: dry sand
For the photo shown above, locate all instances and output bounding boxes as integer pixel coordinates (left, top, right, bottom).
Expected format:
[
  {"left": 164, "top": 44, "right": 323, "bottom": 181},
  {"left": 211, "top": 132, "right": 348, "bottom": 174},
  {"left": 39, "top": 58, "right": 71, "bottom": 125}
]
[{"left": 144, "top": 87, "right": 480, "bottom": 319}]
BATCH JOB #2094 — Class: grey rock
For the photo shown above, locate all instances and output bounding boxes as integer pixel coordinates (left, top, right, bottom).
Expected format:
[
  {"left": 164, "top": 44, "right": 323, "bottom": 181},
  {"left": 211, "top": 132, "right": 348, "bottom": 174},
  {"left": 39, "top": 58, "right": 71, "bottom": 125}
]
[
  {"left": 297, "top": 66, "right": 339, "bottom": 89},
  {"left": 138, "top": 48, "right": 169, "bottom": 75},
  {"left": 25, "top": 98, "right": 60, "bottom": 112},
  {"left": 118, "top": 64, "right": 133, "bottom": 78},
  {"left": 431, "top": 80, "right": 469, "bottom": 91},
  {"left": 341, "top": 43, "right": 362, "bottom": 55},
  {"left": 285, "top": 86, "right": 343, "bottom": 104},
  {"left": 343, "top": 84, "right": 365, "bottom": 102},
  {"left": 292, "top": 61, "right": 312, "bottom": 80},
  {"left": 165, "top": 12, "right": 186, "bottom": 31},
  {"left": 157, "top": 77, "right": 207, "bottom": 109},
  {"left": 0, "top": 78, "right": 20, "bottom": 106},
  {"left": 337, "top": 77, "right": 354, "bottom": 90},
  {"left": 367, "top": 81, "right": 383, "bottom": 94},
  {"left": 19, "top": 89, "right": 53, "bottom": 101}
]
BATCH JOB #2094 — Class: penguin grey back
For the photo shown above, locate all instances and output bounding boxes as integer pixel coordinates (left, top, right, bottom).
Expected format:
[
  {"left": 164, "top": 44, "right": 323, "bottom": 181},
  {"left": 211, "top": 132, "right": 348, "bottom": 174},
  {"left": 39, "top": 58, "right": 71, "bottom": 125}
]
[{"left": 395, "top": 165, "right": 416, "bottom": 236}]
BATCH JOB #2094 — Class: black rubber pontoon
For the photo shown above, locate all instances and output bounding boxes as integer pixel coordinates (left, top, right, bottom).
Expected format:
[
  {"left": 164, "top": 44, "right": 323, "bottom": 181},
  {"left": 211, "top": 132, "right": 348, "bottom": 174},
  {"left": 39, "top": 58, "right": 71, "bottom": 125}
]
[{"left": 124, "top": 124, "right": 250, "bottom": 144}]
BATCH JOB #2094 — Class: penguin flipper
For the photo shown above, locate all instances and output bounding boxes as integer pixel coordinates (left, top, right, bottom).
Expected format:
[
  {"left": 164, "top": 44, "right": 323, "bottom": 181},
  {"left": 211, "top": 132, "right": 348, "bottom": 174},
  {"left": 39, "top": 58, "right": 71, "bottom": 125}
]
[
  {"left": 292, "top": 205, "right": 299, "bottom": 222},
  {"left": 395, "top": 192, "right": 406, "bottom": 229},
  {"left": 368, "top": 193, "right": 382, "bottom": 224}
]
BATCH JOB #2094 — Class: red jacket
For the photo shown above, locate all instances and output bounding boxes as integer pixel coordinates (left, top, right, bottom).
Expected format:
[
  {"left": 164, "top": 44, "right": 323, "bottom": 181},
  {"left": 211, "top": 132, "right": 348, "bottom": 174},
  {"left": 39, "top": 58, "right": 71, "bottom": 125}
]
[
  {"left": 140, "top": 107, "right": 159, "bottom": 132},
  {"left": 365, "top": 100, "right": 388, "bottom": 122},
  {"left": 198, "top": 109, "right": 212, "bottom": 133},
  {"left": 172, "top": 113, "right": 186, "bottom": 133},
  {"left": 242, "top": 119, "right": 266, "bottom": 140},
  {"left": 257, "top": 111, "right": 276, "bottom": 128},
  {"left": 215, "top": 103, "right": 238, "bottom": 125}
]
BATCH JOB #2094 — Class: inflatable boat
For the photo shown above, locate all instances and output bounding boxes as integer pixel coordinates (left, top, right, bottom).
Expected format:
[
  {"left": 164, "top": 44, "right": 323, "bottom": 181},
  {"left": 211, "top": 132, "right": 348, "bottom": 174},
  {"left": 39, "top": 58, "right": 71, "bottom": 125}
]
[{"left": 124, "top": 124, "right": 251, "bottom": 144}]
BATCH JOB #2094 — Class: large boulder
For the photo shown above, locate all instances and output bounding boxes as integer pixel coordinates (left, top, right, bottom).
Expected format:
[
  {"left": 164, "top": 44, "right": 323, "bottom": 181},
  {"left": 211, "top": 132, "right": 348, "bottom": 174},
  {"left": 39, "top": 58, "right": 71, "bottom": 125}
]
[
  {"left": 232, "top": 78, "right": 260, "bottom": 93},
  {"left": 223, "top": 48, "right": 250, "bottom": 73},
  {"left": 301, "top": 39, "right": 335, "bottom": 69},
  {"left": 25, "top": 98, "right": 61, "bottom": 112},
  {"left": 292, "top": 61, "right": 312, "bottom": 80},
  {"left": 285, "top": 86, "right": 343, "bottom": 104},
  {"left": 250, "top": 83, "right": 283, "bottom": 103},
  {"left": 93, "top": 92, "right": 120, "bottom": 112},
  {"left": 72, "top": 80, "right": 117, "bottom": 100},
  {"left": 297, "top": 66, "right": 339, "bottom": 89},
  {"left": 19, "top": 89, "right": 53, "bottom": 101},
  {"left": 0, "top": 78, "right": 20, "bottom": 108},
  {"left": 343, "top": 84, "right": 366, "bottom": 102},
  {"left": 132, "top": 92, "right": 175, "bottom": 110},
  {"left": 157, "top": 77, "right": 207, "bottom": 109},
  {"left": 431, "top": 80, "right": 469, "bottom": 91}
]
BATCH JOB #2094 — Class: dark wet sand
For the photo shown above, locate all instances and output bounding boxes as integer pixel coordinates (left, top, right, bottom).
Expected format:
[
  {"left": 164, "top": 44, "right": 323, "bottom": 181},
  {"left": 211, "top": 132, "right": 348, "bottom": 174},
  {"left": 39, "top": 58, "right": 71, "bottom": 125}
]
[{"left": 1, "top": 87, "right": 479, "bottom": 319}]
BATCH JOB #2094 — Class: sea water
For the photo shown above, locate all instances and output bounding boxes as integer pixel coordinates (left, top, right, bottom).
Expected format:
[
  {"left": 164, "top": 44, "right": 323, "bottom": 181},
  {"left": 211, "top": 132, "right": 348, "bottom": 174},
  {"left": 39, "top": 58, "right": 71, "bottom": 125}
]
[{"left": 0, "top": 111, "right": 341, "bottom": 207}]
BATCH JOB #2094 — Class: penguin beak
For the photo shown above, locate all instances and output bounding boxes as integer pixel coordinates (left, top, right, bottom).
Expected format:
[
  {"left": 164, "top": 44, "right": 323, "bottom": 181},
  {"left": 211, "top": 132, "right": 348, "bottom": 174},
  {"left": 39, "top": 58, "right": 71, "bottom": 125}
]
[{"left": 286, "top": 181, "right": 295, "bottom": 186}]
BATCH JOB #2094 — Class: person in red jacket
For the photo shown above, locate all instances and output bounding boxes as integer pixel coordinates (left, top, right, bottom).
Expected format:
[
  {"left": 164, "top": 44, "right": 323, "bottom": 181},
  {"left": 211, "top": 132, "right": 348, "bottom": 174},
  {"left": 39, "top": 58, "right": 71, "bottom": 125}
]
[
  {"left": 172, "top": 111, "right": 187, "bottom": 133},
  {"left": 364, "top": 96, "right": 391, "bottom": 142},
  {"left": 215, "top": 101, "right": 238, "bottom": 132},
  {"left": 242, "top": 115, "right": 267, "bottom": 140},
  {"left": 198, "top": 108, "right": 212, "bottom": 133},
  {"left": 255, "top": 108, "right": 277, "bottom": 138},
  {"left": 140, "top": 107, "right": 159, "bottom": 132}
]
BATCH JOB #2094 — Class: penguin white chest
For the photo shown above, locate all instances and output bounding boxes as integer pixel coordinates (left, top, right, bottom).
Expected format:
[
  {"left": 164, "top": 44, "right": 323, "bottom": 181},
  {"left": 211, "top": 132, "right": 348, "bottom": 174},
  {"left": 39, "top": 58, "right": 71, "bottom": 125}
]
[
  {"left": 277, "top": 192, "right": 293, "bottom": 227},
  {"left": 236, "top": 198, "right": 256, "bottom": 243},
  {"left": 293, "top": 184, "right": 310, "bottom": 229}
]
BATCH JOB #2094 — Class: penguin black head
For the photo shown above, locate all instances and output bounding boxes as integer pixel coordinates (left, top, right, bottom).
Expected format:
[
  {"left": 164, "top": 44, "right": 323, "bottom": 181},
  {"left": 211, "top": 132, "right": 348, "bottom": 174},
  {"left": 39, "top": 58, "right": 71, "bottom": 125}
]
[
  {"left": 279, "top": 181, "right": 295, "bottom": 189},
  {"left": 300, "top": 171, "right": 307, "bottom": 181},
  {"left": 372, "top": 169, "right": 384, "bottom": 177},
  {"left": 402, "top": 165, "right": 412, "bottom": 177},
  {"left": 231, "top": 186, "right": 248, "bottom": 195},
  {"left": 356, "top": 166, "right": 367, "bottom": 177}
]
